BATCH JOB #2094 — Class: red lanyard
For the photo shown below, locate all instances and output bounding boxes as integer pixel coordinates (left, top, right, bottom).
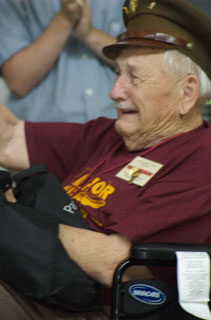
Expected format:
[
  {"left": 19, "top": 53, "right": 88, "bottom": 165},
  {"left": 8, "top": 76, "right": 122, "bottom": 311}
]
[{"left": 78, "top": 130, "right": 189, "bottom": 188}]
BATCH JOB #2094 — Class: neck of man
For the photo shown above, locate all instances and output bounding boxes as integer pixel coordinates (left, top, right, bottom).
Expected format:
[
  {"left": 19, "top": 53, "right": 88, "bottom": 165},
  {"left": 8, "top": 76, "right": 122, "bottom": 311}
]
[{"left": 122, "top": 111, "right": 203, "bottom": 152}]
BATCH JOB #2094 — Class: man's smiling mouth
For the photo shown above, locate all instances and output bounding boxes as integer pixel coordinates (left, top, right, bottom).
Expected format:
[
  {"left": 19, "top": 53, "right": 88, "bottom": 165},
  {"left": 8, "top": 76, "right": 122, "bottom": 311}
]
[
  {"left": 121, "top": 109, "right": 138, "bottom": 114},
  {"left": 116, "top": 103, "right": 139, "bottom": 114}
]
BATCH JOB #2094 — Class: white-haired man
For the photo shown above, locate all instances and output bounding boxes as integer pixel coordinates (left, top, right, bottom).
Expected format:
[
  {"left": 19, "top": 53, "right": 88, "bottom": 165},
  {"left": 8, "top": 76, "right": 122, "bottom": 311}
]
[{"left": 0, "top": 0, "right": 210, "bottom": 319}]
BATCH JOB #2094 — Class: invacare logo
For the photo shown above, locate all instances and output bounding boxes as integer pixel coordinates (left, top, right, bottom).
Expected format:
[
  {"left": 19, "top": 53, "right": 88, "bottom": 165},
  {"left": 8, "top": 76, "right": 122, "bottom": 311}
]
[{"left": 129, "top": 284, "right": 166, "bottom": 305}]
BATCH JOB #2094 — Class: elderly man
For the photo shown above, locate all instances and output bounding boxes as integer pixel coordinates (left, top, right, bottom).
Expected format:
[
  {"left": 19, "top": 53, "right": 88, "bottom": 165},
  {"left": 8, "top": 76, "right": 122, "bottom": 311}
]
[{"left": 0, "top": 0, "right": 211, "bottom": 319}]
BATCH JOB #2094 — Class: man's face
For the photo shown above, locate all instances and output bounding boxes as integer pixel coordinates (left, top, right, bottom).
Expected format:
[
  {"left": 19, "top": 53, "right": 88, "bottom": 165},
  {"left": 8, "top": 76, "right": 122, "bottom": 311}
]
[{"left": 110, "top": 48, "right": 182, "bottom": 151}]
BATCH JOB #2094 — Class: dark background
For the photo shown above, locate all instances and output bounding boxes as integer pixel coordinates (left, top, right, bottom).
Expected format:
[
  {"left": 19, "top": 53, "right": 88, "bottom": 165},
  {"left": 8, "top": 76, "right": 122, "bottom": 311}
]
[
  {"left": 188, "top": 0, "right": 211, "bottom": 120},
  {"left": 189, "top": 0, "right": 211, "bottom": 17}
]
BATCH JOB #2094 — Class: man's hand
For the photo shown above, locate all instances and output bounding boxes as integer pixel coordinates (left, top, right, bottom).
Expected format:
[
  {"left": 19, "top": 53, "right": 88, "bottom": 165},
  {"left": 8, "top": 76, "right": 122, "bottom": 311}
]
[
  {"left": 0, "top": 103, "right": 29, "bottom": 170},
  {"left": 4, "top": 189, "right": 17, "bottom": 203},
  {"left": 71, "top": 0, "right": 116, "bottom": 65},
  {"left": 74, "top": 0, "right": 93, "bottom": 41},
  {"left": 59, "top": 0, "right": 83, "bottom": 28}
]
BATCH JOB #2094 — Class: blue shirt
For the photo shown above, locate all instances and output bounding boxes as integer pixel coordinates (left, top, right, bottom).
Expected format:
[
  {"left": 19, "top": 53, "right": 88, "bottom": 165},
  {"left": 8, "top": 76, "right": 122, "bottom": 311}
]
[{"left": 0, "top": 0, "right": 125, "bottom": 122}]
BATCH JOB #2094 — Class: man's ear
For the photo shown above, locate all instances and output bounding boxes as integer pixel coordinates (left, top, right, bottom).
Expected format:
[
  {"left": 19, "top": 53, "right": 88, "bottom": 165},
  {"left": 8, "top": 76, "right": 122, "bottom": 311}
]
[{"left": 179, "top": 74, "right": 200, "bottom": 115}]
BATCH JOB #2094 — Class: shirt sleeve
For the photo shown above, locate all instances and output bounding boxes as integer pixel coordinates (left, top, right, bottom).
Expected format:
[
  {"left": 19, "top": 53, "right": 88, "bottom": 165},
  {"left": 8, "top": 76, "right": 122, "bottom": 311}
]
[
  {"left": 25, "top": 121, "right": 89, "bottom": 181},
  {"left": 25, "top": 118, "right": 115, "bottom": 182},
  {"left": 0, "top": 0, "right": 31, "bottom": 68}
]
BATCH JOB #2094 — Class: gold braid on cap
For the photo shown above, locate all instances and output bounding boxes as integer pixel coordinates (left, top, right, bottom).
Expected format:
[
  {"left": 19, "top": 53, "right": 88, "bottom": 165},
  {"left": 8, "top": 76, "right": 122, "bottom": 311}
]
[
  {"left": 129, "top": 0, "right": 139, "bottom": 13},
  {"left": 123, "top": 0, "right": 138, "bottom": 15}
]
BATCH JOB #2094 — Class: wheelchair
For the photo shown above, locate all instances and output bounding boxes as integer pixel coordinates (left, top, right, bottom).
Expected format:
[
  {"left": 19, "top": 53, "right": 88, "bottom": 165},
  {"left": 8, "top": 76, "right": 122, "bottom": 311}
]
[{"left": 112, "top": 243, "right": 211, "bottom": 320}]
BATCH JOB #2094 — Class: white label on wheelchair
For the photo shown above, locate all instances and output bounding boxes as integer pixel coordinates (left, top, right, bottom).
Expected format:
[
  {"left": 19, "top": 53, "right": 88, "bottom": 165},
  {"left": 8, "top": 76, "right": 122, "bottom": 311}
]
[{"left": 176, "top": 251, "right": 211, "bottom": 320}]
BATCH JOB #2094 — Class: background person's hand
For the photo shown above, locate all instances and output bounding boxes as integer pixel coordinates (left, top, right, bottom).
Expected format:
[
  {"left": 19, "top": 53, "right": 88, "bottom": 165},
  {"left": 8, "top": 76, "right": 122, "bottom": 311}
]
[
  {"left": 59, "top": 0, "right": 83, "bottom": 27},
  {"left": 74, "top": 0, "right": 93, "bottom": 41}
]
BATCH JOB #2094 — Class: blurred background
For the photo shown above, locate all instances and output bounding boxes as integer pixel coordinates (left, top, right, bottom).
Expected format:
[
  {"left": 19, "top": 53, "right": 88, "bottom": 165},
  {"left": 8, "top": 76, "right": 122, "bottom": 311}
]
[
  {"left": 189, "top": 0, "right": 211, "bottom": 120},
  {"left": 0, "top": 0, "right": 211, "bottom": 118}
]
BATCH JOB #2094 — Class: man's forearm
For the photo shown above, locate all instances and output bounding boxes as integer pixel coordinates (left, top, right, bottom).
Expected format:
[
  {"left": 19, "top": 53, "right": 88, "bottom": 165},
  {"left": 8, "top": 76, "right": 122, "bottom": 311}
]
[
  {"left": 2, "top": 13, "right": 74, "bottom": 97},
  {"left": 58, "top": 225, "right": 153, "bottom": 287},
  {"left": 58, "top": 225, "right": 131, "bottom": 287}
]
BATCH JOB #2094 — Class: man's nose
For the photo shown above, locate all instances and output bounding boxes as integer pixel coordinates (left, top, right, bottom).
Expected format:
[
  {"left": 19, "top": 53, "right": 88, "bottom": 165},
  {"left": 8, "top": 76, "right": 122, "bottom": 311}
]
[{"left": 110, "top": 77, "right": 128, "bottom": 102}]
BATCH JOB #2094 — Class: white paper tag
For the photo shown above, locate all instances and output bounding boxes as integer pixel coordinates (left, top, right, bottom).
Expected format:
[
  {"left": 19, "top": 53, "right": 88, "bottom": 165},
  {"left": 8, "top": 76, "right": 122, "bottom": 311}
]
[
  {"left": 176, "top": 251, "right": 211, "bottom": 320},
  {"left": 116, "top": 156, "right": 163, "bottom": 186}
]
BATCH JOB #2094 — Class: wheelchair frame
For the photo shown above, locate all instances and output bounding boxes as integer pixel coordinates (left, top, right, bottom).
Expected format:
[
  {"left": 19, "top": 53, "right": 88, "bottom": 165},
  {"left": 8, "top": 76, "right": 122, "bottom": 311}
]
[{"left": 112, "top": 243, "right": 211, "bottom": 320}]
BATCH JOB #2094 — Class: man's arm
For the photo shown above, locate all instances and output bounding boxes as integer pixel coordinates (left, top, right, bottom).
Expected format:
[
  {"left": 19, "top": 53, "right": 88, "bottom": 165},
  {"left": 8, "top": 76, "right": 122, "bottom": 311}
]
[
  {"left": 2, "top": 0, "right": 116, "bottom": 98},
  {"left": 1, "top": 0, "right": 81, "bottom": 98},
  {"left": 0, "top": 103, "right": 29, "bottom": 170},
  {"left": 59, "top": 225, "right": 153, "bottom": 287}
]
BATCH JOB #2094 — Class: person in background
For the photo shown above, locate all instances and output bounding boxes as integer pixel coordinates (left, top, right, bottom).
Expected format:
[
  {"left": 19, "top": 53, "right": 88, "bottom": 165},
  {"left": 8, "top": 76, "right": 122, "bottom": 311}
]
[{"left": 0, "top": 0, "right": 125, "bottom": 122}]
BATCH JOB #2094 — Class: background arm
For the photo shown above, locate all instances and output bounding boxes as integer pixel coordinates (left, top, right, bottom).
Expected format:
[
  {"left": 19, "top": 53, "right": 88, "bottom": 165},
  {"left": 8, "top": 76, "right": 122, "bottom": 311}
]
[{"left": 1, "top": 0, "right": 81, "bottom": 98}]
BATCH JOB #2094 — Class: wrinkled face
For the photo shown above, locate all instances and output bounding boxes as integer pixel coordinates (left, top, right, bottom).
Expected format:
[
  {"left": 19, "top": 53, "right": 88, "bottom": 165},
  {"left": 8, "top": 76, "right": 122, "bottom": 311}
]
[{"left": 110, "top": 48, "right": 182, "bottom": 151}]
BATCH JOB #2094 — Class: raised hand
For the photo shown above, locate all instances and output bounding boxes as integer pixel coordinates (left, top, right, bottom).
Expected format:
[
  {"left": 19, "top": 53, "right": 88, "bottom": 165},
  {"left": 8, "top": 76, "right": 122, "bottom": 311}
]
[{"left": 59, "top": 0, "right": 83, "bottom": 28}]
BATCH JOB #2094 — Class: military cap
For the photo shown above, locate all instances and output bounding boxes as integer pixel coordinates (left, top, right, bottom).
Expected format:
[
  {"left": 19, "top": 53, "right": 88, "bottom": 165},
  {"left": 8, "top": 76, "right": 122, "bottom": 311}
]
[{"left": 103, "top": 0, "right": 211, "bottom": 80}]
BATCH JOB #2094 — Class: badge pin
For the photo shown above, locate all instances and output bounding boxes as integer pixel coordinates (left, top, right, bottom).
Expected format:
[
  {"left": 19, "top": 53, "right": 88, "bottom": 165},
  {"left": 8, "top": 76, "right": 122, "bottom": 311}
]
[
  {"left": 128, "top": 166, "right": 140, "bottom": 184},
  {"left": 129, "top": 0, "right": 139, "bottom": 13},
  {"left": 116, "top": 156, "right": 164, "bottom": 187},
  {"left": 123, "top": 6, "right": 130, "bottom": 15},
  {"left": 148, "top": 2, "right": 157, "bottom": 10}
]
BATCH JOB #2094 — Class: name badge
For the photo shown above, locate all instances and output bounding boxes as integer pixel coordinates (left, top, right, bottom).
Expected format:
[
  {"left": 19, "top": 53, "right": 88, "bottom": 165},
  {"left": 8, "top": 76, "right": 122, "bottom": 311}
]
[{"left": 116, "top": 156, "right": 163, "bottom": 186}]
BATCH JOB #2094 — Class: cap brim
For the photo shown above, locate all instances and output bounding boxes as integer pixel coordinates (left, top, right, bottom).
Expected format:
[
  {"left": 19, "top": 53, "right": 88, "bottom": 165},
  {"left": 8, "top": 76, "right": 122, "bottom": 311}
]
[{"left": 103, "top": 39, "right": 175, "bottom": 60}]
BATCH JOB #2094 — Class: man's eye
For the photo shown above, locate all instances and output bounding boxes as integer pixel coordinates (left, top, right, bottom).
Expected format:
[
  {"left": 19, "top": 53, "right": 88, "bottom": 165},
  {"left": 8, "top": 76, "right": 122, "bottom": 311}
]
[
  {"left": 115, "top": 70, "right": 121, "bottom": 76},
  {"left": 132, "top": 75, "right": 140, "bottom": 84}
]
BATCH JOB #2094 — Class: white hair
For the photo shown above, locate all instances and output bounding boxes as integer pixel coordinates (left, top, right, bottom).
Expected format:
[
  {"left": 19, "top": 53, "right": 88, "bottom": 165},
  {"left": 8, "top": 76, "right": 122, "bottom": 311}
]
[{"left": 163, "top": 50, "right": 211, "bottom": 100}]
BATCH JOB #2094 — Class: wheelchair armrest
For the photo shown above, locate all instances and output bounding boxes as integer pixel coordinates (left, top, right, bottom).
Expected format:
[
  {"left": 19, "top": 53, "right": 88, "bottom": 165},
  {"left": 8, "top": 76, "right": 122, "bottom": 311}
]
[
  {"left": 113, "top": 243, "right": 211, "bottom": 282},
  {"left": 112, "top": 243, "right": 211, "bottom": 319},
  {"left": 131, "top": 243, "right": 211, "bottom": 261}
]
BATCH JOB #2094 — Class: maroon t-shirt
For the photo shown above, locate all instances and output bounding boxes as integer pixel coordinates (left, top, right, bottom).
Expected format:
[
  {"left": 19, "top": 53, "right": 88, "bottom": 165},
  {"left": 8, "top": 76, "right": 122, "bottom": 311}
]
[{"left": 25, "top": 118, "right": 211, "bottom": 282}]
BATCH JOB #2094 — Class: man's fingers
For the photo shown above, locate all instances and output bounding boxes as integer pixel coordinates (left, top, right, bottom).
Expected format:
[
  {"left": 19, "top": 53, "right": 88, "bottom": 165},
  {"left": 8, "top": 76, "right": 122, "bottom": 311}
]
[
  {"left": 61, "top": 0, "right": 84, "bottom": 6},
  {"left": 75, "top": 0, "right": 84, "bottom": 6}
]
